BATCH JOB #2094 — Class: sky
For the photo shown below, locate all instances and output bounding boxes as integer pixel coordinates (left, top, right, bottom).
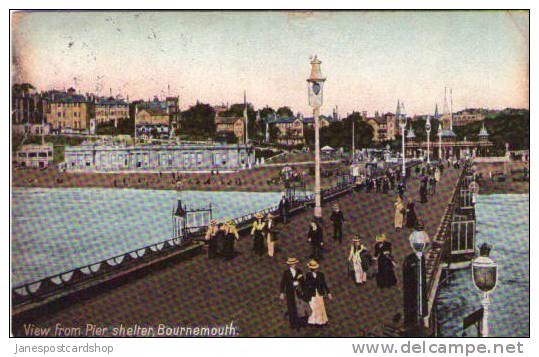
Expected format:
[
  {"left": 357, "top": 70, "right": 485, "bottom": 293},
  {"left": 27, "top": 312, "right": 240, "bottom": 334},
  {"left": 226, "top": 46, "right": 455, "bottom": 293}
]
[{"left": 11, "top": 10, "right": 529, "bottom": 116}]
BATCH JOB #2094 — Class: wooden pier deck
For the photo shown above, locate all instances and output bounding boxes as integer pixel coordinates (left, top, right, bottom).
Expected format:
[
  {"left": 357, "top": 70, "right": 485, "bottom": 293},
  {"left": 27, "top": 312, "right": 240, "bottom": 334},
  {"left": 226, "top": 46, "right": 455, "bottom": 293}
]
[{"left": 12, "top": 166, "right": 462, "bottom": 337}]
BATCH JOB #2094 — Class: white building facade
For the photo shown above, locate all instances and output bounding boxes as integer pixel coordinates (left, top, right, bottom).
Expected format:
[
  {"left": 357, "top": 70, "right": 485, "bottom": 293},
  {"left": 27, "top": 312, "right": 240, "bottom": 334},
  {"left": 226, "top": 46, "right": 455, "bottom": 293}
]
[
  {"left": 15, "top": 144, "right": 54, "bottom": 168},
  {"left": 63, "top": 143, "right": 255, "bottom": 173}
]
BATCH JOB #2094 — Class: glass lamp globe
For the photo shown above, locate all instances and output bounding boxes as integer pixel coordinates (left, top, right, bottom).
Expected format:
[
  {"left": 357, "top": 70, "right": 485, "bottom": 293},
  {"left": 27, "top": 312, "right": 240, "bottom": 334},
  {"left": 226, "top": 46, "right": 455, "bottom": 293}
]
[
  {"left": 425, "top": 116, "right": 431, "bottom": 133},
  {"left": 398, "top": 114, "right": 407, "bottom": 129},
  {"left": 409, "top": 225, "right": 429, "bottom": 255},
  {"left": 472, "top": 243, "right": 498, "bottom": 293}
]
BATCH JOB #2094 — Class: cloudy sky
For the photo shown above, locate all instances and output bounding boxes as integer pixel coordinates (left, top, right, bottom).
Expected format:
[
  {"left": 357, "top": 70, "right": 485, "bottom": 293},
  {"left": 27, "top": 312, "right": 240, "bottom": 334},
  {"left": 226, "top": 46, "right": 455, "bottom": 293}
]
[{"left": 12, "top": 10, "right": 529, "bottom": 116}]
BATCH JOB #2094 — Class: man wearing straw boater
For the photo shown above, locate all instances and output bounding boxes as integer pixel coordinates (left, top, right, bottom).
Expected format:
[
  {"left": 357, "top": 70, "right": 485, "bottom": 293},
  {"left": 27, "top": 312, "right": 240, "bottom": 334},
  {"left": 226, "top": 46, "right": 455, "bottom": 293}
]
[
  {"left": 251, "top": 212, "right": 266, "bottom": 256},
  {"left": 205, "top": 219, "right": 220, "bottom": 259},
  {"left": 265, "top": 213, "right": 277, "bottom": 258},
  {"left": 279, "top": 257, "right": 306, "bottom": 330},
  {"left": 305, "top": 260, "right": 332, "bottom": 326}
]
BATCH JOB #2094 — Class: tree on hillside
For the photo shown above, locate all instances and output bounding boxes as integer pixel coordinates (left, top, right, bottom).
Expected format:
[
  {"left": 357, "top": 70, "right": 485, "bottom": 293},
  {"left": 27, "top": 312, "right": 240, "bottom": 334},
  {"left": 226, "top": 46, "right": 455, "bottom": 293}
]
[
  {"left": 181, "top": 102, "right": 216, "bottom": 138},
  {"left": 304, "top": 112, "right": 374, "bottom": 150},
  {"left": 12, "top": 83, "right": 36, "bottom": 95},
  {"left": 277, "top": 106, "right": 294, "bottom": 118},
  {"left": 453, "top": 111, "right": 529, "bottom": 153}
]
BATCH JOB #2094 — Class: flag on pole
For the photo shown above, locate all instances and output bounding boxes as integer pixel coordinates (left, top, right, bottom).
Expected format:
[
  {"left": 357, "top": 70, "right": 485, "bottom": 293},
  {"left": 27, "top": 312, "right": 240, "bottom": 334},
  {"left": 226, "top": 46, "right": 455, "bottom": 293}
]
[{"left": 244, "top": 90, "right": 248, "bottom": 144}]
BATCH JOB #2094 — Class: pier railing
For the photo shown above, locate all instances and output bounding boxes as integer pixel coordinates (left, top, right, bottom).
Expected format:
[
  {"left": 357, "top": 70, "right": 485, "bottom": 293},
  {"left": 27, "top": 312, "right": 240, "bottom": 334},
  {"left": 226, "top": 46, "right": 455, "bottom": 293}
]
[
  {"left": 11, "top": 162, "right": 410, "bottom": 314},
  {"left": 424, "top": 165, "right": 475, "bottom": 331}
]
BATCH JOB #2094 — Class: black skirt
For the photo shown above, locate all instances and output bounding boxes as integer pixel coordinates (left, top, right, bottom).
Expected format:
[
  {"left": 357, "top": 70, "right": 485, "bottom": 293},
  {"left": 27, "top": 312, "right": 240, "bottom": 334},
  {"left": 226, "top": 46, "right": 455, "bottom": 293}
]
[{"left": 253, "top": 231, "right": 265, "bottom": 255}]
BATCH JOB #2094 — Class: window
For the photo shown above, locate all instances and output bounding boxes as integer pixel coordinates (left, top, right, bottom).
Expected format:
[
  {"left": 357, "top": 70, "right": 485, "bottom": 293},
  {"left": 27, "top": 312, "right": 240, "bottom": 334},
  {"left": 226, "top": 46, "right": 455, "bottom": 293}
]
[
  {"left": 28, "top": 153, "right": 37, "bottom": 158},
  {"left": 38, "top": 152, "right": 47, "bottom": 158}
]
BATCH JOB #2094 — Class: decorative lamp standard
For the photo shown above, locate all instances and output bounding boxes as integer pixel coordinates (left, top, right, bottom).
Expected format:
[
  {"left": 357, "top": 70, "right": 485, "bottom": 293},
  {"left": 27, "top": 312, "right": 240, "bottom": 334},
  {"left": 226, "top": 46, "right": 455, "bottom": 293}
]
[
  {"left": 307, "top": 55, "right": 326, "bottom": 219},
  {"left": 398, "top": 105, "right": 408, "bottom": 177},
  {"left": 472, "top": 243, "right": 498, "bottom": 337},
  {"left": 425, "top": 115, "right": 431, "bottom": 164},
  {"left": 409, "top": 223, "right": 430, "bottom": 324}
]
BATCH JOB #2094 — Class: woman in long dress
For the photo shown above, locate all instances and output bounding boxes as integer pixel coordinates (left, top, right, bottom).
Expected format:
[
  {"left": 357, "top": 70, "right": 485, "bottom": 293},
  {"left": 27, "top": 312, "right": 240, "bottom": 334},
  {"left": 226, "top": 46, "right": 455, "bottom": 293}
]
[
  {"left": 205, "top": 219, "right": 220, "bottom": 259},
  {"left": 222, "top": 221, "right": 239, "bottom": 260},
  {"left": 305, "top": 260, "right": 332, "bottom": 326},
  {"left": 348, "top": 237, "right": 367, "bottom": 285},
  {"left": 374, "top": 234, "right": 397, "bottom": 288},
  {"left": 394, "top": 196, "right": 405, "bottom": 231},
  {"left": 251, "top": 213, "right": 266, "bottom": 256},
  {"left": 406, "top": 201, "right": 418, "bottom": 229}
]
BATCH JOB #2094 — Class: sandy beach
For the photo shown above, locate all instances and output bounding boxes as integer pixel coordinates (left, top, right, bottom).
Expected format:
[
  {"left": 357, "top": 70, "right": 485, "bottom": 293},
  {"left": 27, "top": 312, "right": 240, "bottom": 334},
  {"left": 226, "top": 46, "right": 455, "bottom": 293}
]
[{"left": 11, "top": 161, "right": 347, "bottom": 193}]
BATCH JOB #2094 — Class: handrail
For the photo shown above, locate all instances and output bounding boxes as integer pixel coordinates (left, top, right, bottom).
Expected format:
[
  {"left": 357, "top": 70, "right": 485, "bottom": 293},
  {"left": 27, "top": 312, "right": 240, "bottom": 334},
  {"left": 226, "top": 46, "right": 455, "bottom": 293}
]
[
  {"left": 424, "top": 165, "right": 472, "bottom": 322},
  {"left": 11, "top": 161, "right": 415, "bottom": 306}
]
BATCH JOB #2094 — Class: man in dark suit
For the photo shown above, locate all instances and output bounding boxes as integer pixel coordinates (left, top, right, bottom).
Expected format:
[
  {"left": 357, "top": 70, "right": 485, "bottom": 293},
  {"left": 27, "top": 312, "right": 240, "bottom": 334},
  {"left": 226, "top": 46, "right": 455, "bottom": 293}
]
[
  {"left": 329, "top": 204, "right": 344, "bottom": 244},
  {"left": 307, "top": 220, "right": 324, "bottom": 260},
  {"left": 279, "top": 257, "right": 304, "bottom": 330},
  {"left": 279, "top": 195, "right": 290, "bottom": 224}
]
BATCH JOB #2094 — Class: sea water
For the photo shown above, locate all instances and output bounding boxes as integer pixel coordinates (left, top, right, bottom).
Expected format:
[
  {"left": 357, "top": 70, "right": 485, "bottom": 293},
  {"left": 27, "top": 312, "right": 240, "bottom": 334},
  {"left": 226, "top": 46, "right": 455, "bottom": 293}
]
[
  {"left": 11, "top": 187, "right": 284, "bottom": 287},
  {"left": 436, "top": 194, "right": 529, "bottom": 337}
]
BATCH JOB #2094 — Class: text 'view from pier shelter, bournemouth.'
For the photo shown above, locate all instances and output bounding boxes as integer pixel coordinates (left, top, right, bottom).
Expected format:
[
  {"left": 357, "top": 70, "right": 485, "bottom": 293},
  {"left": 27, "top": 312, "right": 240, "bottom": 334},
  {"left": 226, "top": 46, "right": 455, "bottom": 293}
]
[{"left": 10, "top": 10, "right": 529, "bottom": 338}]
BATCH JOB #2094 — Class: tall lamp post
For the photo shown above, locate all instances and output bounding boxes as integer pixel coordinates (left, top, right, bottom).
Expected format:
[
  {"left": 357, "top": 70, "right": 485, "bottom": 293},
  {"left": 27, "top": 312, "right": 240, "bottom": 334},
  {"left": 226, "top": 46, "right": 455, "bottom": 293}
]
[
  {"left": 398, "top": 106, "right": 408, "bottom": 177},
  {"left": 409, "top": 223, "right": 430, "bottom": 327},
  {"left": 472, "top": 243, "right": 498, "bottom": 337},
  {"left": 425, "top": 115, "right": 431, "bottom": 164},
  {"left": 307, "top": 56, "right": 326, "bottom": 219}
]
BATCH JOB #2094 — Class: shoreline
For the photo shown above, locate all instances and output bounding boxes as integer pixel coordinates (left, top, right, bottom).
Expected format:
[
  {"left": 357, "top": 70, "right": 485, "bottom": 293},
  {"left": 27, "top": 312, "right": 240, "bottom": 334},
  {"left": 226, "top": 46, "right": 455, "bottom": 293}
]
[{"left": 11, "top": 162, "right": 345, "bottom": 193}]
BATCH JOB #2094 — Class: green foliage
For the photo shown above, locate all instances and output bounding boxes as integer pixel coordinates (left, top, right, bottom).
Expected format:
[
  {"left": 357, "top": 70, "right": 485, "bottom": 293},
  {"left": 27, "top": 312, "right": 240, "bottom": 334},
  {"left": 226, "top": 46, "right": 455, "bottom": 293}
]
[
  {"left": 453, "top": 111, "right": 529, "bottom": 152},
  {"left": 96, "top": 118, "right": 134, "bottom": 136},
  {"left": 304, "top": 112, "right": 374, "bottom": 150},
  {"left": 215, "top": 131, "right": 238, "bottom": 144},
  {"left": 277, "top": 106, "right": 294, "bottom": 118},
  {"left": 12, "top": 83, "right": 36, "bottom": 95},
  {"left": 181, "top": 102, "right": 216, "bottom": 138}
]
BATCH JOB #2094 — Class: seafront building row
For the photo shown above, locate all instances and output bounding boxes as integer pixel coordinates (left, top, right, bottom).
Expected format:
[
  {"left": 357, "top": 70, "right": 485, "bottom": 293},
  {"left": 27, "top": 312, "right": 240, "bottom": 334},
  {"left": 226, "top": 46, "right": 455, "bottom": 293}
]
[{"left": 61, "top": 141, "right": 255, "bottom": 173}]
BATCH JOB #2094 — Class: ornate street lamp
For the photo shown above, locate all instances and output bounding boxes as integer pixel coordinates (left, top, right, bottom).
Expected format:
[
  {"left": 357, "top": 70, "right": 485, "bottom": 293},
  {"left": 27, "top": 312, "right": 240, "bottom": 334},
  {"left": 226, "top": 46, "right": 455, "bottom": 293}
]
[
  {"left": 472, "top": 243, "right": 498, "bottom": 337},
  {"left": 307, "top": 55, "right": 326, "bottom": 219},
  {"left": 398, "top": 102, "right": 407, "bottom": 177},
  {"left": 425, "top": 115, "right": 431, "bottom": 164},
  {"left": 409, "top": 223, "right": 430, "bottom": 321}
]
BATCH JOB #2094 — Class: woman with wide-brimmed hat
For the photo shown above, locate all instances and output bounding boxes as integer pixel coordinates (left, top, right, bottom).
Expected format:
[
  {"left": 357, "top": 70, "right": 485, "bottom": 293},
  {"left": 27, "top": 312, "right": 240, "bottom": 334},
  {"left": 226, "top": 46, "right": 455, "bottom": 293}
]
[
  {"left": 251, "top": 212, "right": 266, "bottom": 256},
  {"left": 205, "top": 219, "right": 220, "bottom": 259},
  {"left": 304, "top": 260, "right": 332, "bottom": 326},
  {"left": 394, "top": 195, "right": 405, "bottom": 231},
  {"left": 373, "top": 234, "right": 397, "bottom": 288},
  {"left": 348, "top": 236, "right": 368, "bottom": 285}
]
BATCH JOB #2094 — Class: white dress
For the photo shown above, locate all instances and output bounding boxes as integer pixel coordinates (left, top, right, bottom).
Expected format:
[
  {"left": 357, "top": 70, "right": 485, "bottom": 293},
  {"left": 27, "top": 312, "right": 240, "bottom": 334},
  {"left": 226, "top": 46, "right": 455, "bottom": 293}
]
[
  {"left": 349, "top": 245, "right": 367, "bottom": 284},
  {"left": 307, "top": 273, "right": 329, "bottom": 325}
]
